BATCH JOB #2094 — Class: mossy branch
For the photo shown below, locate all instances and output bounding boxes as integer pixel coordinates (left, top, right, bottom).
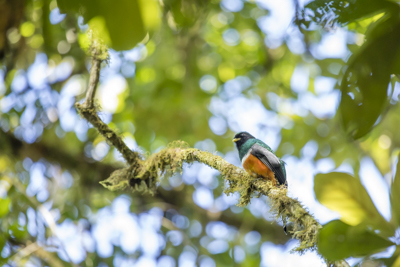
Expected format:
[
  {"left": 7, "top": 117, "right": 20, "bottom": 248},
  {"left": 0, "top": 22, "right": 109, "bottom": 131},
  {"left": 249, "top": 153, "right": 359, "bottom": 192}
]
[
  {"left": 102, "top": 145, "right": 321, "bottom": 251},
  {"left": 75, "top": 43, "right": 140, "bottom": 165},
  {"left": 81, "top": 42, "right": 108, "bottom": 109},
  {"left": 75, "top": 47, "right": 349, "bottom": 267},
  {"left": 75, "top": 103, "right": 140, "bottom": 165},
  {"left": 81, "top": 52, "right": 101, "bottom": 109}
]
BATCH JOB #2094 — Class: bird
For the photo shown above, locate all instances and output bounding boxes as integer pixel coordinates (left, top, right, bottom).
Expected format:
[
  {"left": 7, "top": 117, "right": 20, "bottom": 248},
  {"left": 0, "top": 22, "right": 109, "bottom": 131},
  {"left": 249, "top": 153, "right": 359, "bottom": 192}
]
[{"left": 233, "top": 132, "right": 287, "bottom": 186}]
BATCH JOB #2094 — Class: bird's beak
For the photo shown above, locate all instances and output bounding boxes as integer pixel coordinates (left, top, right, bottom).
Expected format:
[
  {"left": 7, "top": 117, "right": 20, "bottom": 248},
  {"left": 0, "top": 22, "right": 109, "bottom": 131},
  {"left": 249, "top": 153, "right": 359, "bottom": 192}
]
[{"left": 232, "top": 138, "right": 240, "bottom": 143}]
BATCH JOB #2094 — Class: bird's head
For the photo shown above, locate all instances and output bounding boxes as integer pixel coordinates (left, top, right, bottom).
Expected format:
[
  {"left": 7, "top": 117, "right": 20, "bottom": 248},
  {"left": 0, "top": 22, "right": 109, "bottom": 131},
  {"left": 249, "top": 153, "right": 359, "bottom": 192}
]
[{"left": 233, "top": 132, "right": 255, "bottom": 149}]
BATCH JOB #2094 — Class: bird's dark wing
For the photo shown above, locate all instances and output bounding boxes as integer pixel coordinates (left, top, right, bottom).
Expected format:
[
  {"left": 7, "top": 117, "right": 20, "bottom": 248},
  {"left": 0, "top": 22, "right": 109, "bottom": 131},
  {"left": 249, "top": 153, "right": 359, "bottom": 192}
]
[{"left": 251, "top": 143, "right": 286, "bottom": 185}]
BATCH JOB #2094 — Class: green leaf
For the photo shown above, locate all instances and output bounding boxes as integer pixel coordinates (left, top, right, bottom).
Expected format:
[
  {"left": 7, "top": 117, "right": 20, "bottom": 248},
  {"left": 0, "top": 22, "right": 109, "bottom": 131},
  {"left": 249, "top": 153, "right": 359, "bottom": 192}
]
[
  {"left": 318, "top": 220, "right": 394, "bottom": 261},
  {"left": 0, "top": 198, "right": 10, "bottom": 218},
  {"left": 391, "top": 158, "right": 400, "bottom": 226},
  {"left": 314, "top": 172, "right": 395, "bottom": 236},
  {"left": 303, "top": 0, "right": 398, "bottom": 27},
  {"left": 8, "top": 223, "right": 28, "bottom": 240},
  {"left": 57, "top": 0, "right": 147, "bottom": 50},
  {"left": 163, "top": 0, "right": 206, "bottom": 28},
  {"left": 376, "top": 246, "right": 400, "bottom": 267},
  {"left": 0, "top": 234, "right": 5, "bottom": 252},
  {"left": 339, "top": 15, "right": 400, "bottom": 139}
]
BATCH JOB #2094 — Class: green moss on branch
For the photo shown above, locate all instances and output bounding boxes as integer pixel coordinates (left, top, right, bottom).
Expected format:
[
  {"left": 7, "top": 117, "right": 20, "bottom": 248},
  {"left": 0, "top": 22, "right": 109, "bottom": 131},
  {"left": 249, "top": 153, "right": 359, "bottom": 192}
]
[
  {"left": 100, "top": 142, "right": 318, "bottom": 253},
  {"left": 75, "top": 104, "right": 140, "bottom": 166}
]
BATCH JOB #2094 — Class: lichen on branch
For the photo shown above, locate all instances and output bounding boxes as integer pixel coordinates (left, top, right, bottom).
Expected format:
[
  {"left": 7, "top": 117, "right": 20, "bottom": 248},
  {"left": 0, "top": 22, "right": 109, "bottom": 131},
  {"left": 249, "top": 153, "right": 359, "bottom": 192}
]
[
  {"left": 100, "top": 142, "right": 320, "bottom": 253},
  {"left": 81, "top": 41, "right": 108, "bottom": 110}
]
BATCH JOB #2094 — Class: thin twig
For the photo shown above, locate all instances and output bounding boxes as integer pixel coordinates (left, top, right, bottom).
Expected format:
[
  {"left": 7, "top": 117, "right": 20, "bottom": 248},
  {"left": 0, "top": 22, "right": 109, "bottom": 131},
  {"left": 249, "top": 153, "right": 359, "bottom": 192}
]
[
  {"left": 75, "top": 48, "right": 139, "bottom": 165},
  {"left": 75, "top": 104, "right": 140, "bottom": 165},
  {"left": 82, "top": 49, "right": 101, "bottom": 109},
  {"left": 10, "top": 242, "right": 41, "bottom": 263},
  {"left": 10, "top": 241, "right": 65, "bottom": 267}
]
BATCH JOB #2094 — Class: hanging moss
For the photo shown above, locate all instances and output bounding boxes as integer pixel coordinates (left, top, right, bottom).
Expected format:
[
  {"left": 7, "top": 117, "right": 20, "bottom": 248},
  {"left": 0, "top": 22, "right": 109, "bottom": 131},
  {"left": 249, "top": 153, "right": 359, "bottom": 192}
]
[
  {"left": 88, "top": 34, "right": 109, "bottom": 61},
  {"left": 99, "top": 167, "right": 130, "bottom": 191}
]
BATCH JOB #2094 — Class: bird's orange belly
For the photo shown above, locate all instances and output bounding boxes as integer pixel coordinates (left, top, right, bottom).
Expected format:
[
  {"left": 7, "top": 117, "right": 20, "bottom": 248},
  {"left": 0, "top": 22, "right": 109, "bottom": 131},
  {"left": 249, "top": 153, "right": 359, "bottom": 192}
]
[{"left": 243, "top": 154, "right": 276, "bottom": 185}]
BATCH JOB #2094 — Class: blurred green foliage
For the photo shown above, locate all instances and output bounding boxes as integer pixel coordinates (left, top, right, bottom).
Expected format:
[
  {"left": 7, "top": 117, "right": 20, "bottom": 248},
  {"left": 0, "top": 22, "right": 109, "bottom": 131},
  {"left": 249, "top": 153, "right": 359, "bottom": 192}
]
[
  {"left": 318, "top": 220, "right": 394, "bottom": 261},
  {"left": 302, "top": 0, "right": 400, "bottom": 263},
  {"left": 339, "top": 15, "right": 400, "bottom": 139},
  {"left": 315, "top": 172, "right": 398, "bottom": 261},
  {"left": 315, "top": 172, "right": 393, "bottom": 233},
  {"left": 302, "top": 0, "right": 400, "bottom": 139},
  {"left": 58, "top": 0, "right": 149, "bottom": 50}
]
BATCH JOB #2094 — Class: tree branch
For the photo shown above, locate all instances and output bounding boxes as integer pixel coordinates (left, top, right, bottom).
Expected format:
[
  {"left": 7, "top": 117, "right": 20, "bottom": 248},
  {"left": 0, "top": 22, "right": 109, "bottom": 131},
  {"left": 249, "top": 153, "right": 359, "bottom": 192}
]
[
  {"left": 9, "top": 241, "right": 65, "bottom": 267},
  {"left": 82, "top": 49, "right": 102, "bottom": 109},
  {"left": 0, "top": 130, "right": 290, "bottom": 243},
  {"left": 75, "top": 46, "right": 139, "bottom": 166},
  {"left": 103, "top": 146, "right": 321, "bottom": 251},
  {"left": 75, "top": 47, "right": 350, "bottom": 267},
  {"left": 75, "top": 103, "right": 140, "bottom": 165}
]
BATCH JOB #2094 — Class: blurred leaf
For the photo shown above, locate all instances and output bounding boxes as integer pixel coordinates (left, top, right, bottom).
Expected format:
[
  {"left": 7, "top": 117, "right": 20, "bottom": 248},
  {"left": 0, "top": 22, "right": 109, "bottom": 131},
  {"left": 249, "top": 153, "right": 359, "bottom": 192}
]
[
  {"left": 318, "top": 220, "right": 394, "bottom": 261},
  {"left": 138, "top": 0, "right": 161, "bottom": 30},
  {"left": 57, "top": 0, "right": 147, "bottom": 50},
  {"left": 0, "top": 197, "right": 10, "bottom": 218},
  {"left": 87, "top": 16, "right": 112, "bottom": 46},
  {"left": 78, "top": 32, "right": 90, "bottom": 50},
  {"left": 163, "top": 0, "right": 207, "bottom": 28},
  {"left": 56, "top": 0, "right": 80, "bottom": 13},
  {"left": 314, "top": 172, "right": 395, "bottom": 236},
  {"left": 376, "top": 246, "right": 400, "bottom": 267},
  {"left": 8, "top": 223, "right": 28, "bottom": 240},
  {"left": 0, "top": 234, "right": 5, "bottom": 254},
  {"left": 302, "top": 0, "right": 397, "bottom": 28},
  {"left": 391, "top": 157, "right": 400, "bottom": 226},
  {"left": 339, "top": 15, "right": 400, "bottom": 139}
]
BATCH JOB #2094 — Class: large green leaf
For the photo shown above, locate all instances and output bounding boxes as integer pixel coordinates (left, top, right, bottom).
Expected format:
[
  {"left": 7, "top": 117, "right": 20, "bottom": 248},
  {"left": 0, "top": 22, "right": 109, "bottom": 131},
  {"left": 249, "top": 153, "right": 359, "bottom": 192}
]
[
  {"left": 318, "top": 220, "right": 394, "bottom": 261},
  {"left": 314, "top": 172, "right": 395, "bottom": 236},
  {"left": 57, "top": 0, "right": 146, "bottom": 50},
  {"left": 339, "top": 15, "right": 400, "bottom": 139},
  {"left": 391, "top": 158, "right": 400, "bottom": 226}
]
